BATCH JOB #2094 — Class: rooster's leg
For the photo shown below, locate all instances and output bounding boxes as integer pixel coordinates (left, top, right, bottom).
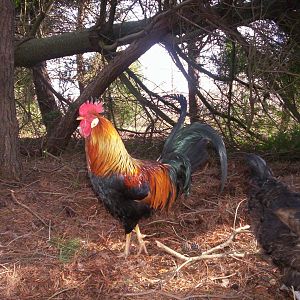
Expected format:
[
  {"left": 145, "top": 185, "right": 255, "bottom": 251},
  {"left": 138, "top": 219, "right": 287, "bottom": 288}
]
[
  {"left": 134, "top": 224, "right": 148, "bottom": 255},
  {"left": 124, "top": 232, "right": 132, "bottom": 257}
]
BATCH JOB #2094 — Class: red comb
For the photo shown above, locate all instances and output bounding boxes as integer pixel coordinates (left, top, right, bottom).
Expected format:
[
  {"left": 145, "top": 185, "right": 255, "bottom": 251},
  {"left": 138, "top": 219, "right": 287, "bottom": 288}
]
[{"left": 79, "top": 101, "right": 104, "bottom": 116}]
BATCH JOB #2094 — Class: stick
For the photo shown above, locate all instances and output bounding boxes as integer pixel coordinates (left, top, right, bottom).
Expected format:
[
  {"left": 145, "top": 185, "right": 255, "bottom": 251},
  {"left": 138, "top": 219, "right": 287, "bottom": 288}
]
[
  {"left": 10, "top": 190, "right": 48, "bottom": 227},
  {"left": 156, "top": 225, "right": 250, "bottom": 271},
  {"left": 156, "top": 241, "right": 190, "bottom": 261},
  {"left": 156, "top": 242, "right": 245, "bottom": 262},
  {"left": 202, "top": 225, "right": 250, "bottom": 255},
  {"left": 233, "top": 199, "right": 246, "bottom": 229},
  {"left": 43, "top": 150, "right": 61, "bottom": 161}
]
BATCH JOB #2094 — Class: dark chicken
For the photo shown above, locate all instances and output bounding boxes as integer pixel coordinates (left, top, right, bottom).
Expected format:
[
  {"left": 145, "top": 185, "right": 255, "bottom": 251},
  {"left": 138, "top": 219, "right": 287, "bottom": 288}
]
[
  {"left": 246, "top": 154, "right": 300, "bottom": 298},
  {"left": 77, "top": 96, "right": 227, "bottom": 256}
]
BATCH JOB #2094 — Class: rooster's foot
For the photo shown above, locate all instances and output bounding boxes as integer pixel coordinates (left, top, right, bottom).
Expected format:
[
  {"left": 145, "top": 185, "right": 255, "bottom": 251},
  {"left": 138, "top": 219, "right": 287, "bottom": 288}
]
[
  {"left": 121, "top": 232, "right": 131, "bottom": 258},
  {"left": 134, "top": 224, "right": 148, "bottom": 255}
]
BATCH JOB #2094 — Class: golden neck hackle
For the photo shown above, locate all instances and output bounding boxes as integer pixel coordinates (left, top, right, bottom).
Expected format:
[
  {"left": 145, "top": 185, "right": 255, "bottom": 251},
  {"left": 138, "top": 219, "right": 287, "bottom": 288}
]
[{"left": 85, "top": 116, "right": 139, "bottom": 177}]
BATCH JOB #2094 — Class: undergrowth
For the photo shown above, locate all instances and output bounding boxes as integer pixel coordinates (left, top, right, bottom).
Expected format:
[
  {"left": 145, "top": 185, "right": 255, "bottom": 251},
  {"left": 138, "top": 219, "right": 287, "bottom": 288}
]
[
  {"left": 49, "top": 237, "right": 81, "bottom": 263},
  {"left": 258, "top": 127, "right": 300, "bottom": 158}
]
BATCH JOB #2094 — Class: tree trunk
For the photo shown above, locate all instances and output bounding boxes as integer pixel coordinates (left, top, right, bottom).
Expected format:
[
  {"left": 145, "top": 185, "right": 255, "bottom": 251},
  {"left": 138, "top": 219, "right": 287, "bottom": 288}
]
[
  {"left": 32, "top": 62, "right": 62, "bottom": 136},
  {"left": 0, "top": 0, "right": 22, "bottom": 180},
  {"left": 76, "top": 1, "right": 86, "bottom": 94},
  {"left": 187, "top": 44, "right": 200, "bottom": 123}
]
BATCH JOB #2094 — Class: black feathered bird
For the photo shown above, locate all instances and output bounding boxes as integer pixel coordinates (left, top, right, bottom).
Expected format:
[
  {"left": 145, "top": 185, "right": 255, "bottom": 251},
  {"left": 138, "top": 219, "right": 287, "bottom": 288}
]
[{"left": 246, "top": 154, "right": 300, "bottom": 298}]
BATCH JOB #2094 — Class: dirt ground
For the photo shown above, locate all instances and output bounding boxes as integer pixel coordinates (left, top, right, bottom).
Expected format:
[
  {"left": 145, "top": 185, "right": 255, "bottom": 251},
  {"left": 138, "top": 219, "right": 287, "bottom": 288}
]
[{"left": 0, "top": 139, "right": 299, "bottom": 300}]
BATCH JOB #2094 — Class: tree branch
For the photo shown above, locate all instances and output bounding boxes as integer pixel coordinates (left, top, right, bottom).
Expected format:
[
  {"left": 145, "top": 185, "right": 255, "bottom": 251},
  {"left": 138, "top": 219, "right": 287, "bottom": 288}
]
[
  {"left": 28, "top": 0, "right": 55, "bottom": 37},
  {"left": 14, "top": 0, "right": 298, "bottom": 67}
]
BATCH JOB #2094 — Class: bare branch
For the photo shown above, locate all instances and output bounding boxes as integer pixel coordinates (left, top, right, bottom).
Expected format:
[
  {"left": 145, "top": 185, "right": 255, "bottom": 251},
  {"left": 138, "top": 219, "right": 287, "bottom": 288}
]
[
  {"left": 156, "top": 225, "right": 250, "bottom": 271},
  {"left": 28, "top": 0, "right": 55, "bottom": 37}
]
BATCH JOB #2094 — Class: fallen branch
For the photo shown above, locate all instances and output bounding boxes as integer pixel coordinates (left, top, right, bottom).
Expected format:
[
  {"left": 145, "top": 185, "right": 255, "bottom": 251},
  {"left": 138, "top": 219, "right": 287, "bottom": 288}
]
[
  {"left": 202, "top": 225, "right": 250, "bottom": 255},
  {"left": 10, "top": 190, "right": 49, "bottom": 227},
  {"left": 156, "top": 225, "right": 250, "bottom": 271}
]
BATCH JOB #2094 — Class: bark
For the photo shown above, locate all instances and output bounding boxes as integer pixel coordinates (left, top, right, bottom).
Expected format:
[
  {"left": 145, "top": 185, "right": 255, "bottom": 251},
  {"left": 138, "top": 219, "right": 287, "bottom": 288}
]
[
  {"left": 187, "top": 44, "right": 200, "bottom": 123},
  {"left": 32, "top": 62, "right": 62, "bottom": 135},
  {"left": 0, "top": 0, "right": 22, "bottom": 180},
  {"left": 14, "top": 20, "right": 148, "bottom": 67}
]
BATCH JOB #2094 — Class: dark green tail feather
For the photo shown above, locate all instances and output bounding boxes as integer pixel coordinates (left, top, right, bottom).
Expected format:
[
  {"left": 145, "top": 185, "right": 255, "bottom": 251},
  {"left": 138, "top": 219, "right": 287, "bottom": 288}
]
[
  {"left": 160, "top": 122, "right": 228, "bottom": 192},
  {"left": 158, "top": 94, "right": 227, "bottom": 193},
  {"left": 160, "top": 94, "right": 187, "bottom": 159}
]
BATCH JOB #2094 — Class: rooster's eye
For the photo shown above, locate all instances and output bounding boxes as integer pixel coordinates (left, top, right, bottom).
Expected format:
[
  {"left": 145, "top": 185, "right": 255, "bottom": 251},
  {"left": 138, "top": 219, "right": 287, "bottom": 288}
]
[{"left": 91, "top": 118, "right": 99, "bottom": 128}]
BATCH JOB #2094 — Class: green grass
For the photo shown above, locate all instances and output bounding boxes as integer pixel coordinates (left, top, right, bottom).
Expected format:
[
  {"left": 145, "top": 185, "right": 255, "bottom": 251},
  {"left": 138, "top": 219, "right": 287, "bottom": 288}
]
[{"left": 50, "top": 237, "right": 81, "bottom": 263}]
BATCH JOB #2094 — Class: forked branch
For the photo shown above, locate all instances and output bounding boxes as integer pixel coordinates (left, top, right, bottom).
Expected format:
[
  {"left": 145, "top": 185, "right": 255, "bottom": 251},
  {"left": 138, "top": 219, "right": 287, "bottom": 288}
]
[{"left": 156, "top": 225, "right": 250, "bottom": 271}]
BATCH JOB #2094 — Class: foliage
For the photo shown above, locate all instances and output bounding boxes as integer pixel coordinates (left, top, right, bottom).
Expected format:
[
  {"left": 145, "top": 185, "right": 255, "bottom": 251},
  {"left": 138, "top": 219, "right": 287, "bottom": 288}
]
[
  {"left": 216, "top": 39, "right": 248, "bottom": 78},
  {"left": 258, "top": 126, "right": 300, "bottom": 155},
  {"left": 13, "top": 0, "right": 20, "bottom": 8},
  {"left": 49, "top": 237, "right": 81, "bottom": 263},
  {"left": 107, "top": 78, "right": 143, "bottom": 128}
]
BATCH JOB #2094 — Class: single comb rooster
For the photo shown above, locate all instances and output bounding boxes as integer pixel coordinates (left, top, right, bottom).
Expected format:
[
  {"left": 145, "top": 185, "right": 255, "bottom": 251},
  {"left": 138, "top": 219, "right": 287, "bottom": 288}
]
[
  {"left": 77, "top": 95, "right": 227, "bottom": 257},
  {"left": 246, "top": 154, "right": 300, "bottom": 299}
]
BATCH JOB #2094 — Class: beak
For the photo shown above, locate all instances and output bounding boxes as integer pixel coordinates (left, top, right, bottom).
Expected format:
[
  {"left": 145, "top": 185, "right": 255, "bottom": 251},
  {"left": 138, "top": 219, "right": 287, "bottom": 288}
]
[{"left": 76, "top": 116, "right": 84, "bottom": 121}]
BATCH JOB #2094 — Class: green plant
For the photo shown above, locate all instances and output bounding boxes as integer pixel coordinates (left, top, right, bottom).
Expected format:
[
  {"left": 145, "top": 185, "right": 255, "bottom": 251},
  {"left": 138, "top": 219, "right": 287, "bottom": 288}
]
[
  {"left": 49, "top": 237, "right": 81, "bottom": 263},
  {"left": 258, "top": 126, "right": 300, "bottom": 155}
]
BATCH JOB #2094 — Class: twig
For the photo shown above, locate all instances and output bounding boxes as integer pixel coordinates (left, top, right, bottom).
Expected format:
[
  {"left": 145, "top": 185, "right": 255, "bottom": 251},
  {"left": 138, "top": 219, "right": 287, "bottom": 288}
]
[
  {"left": 210, "top": 272, "right": 237, "bottom": 281},
  {"left": 233, "top": 199, "right": 246, "bottom": 229},
  {"left": 156, "top": 241, "right": 189, "bottom": 261},
  {"left": 1, "top": 232, "right": 34, "bottom": 247},
  {"left": 156, "top": 242, "right": 244, "bottom": 262},
  {"left": 202, "top": 225, "right": 250, "bottom": 255},
  {"left": 145, "top": 219, "right": 179, "bottom": 226},
  {"left": 48, "top": 220, "right": 52, "bottom": 242},
  {"left": 10, "top": 190, "right": 48, "bottom": 227},
  {"left": 156, "top": 225, "right": 250, "bottom": 271},
  {"left": 43, "top": 150, "right": 61, "bottom": 161},
  {"left": 122, "top": 290, "right": 188, "bottom": 300},
  {"left": 121, "top": 290, "right": 156, "bottom": 298}
]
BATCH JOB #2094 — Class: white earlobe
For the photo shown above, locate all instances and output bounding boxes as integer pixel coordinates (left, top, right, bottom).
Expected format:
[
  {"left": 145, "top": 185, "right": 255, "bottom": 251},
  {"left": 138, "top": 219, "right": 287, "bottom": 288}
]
[{"left": 91, "top": 118, "right": 99, "bottom": 128}]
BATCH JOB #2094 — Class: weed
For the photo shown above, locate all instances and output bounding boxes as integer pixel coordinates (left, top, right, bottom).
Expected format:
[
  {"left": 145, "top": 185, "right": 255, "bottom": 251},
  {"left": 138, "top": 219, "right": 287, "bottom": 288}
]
[{"left": 49, "top": 237, "right": 81, "bottom": 263}]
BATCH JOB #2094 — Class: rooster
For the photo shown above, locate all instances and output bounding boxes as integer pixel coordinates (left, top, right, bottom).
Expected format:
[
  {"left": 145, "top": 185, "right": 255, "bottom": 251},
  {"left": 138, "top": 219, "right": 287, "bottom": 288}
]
[
  {"left": 77, "top": 95, "right": 227, "bottom": 257},
  {"left": 246, "top": 154, "right": 300, "bottom": 299}
]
